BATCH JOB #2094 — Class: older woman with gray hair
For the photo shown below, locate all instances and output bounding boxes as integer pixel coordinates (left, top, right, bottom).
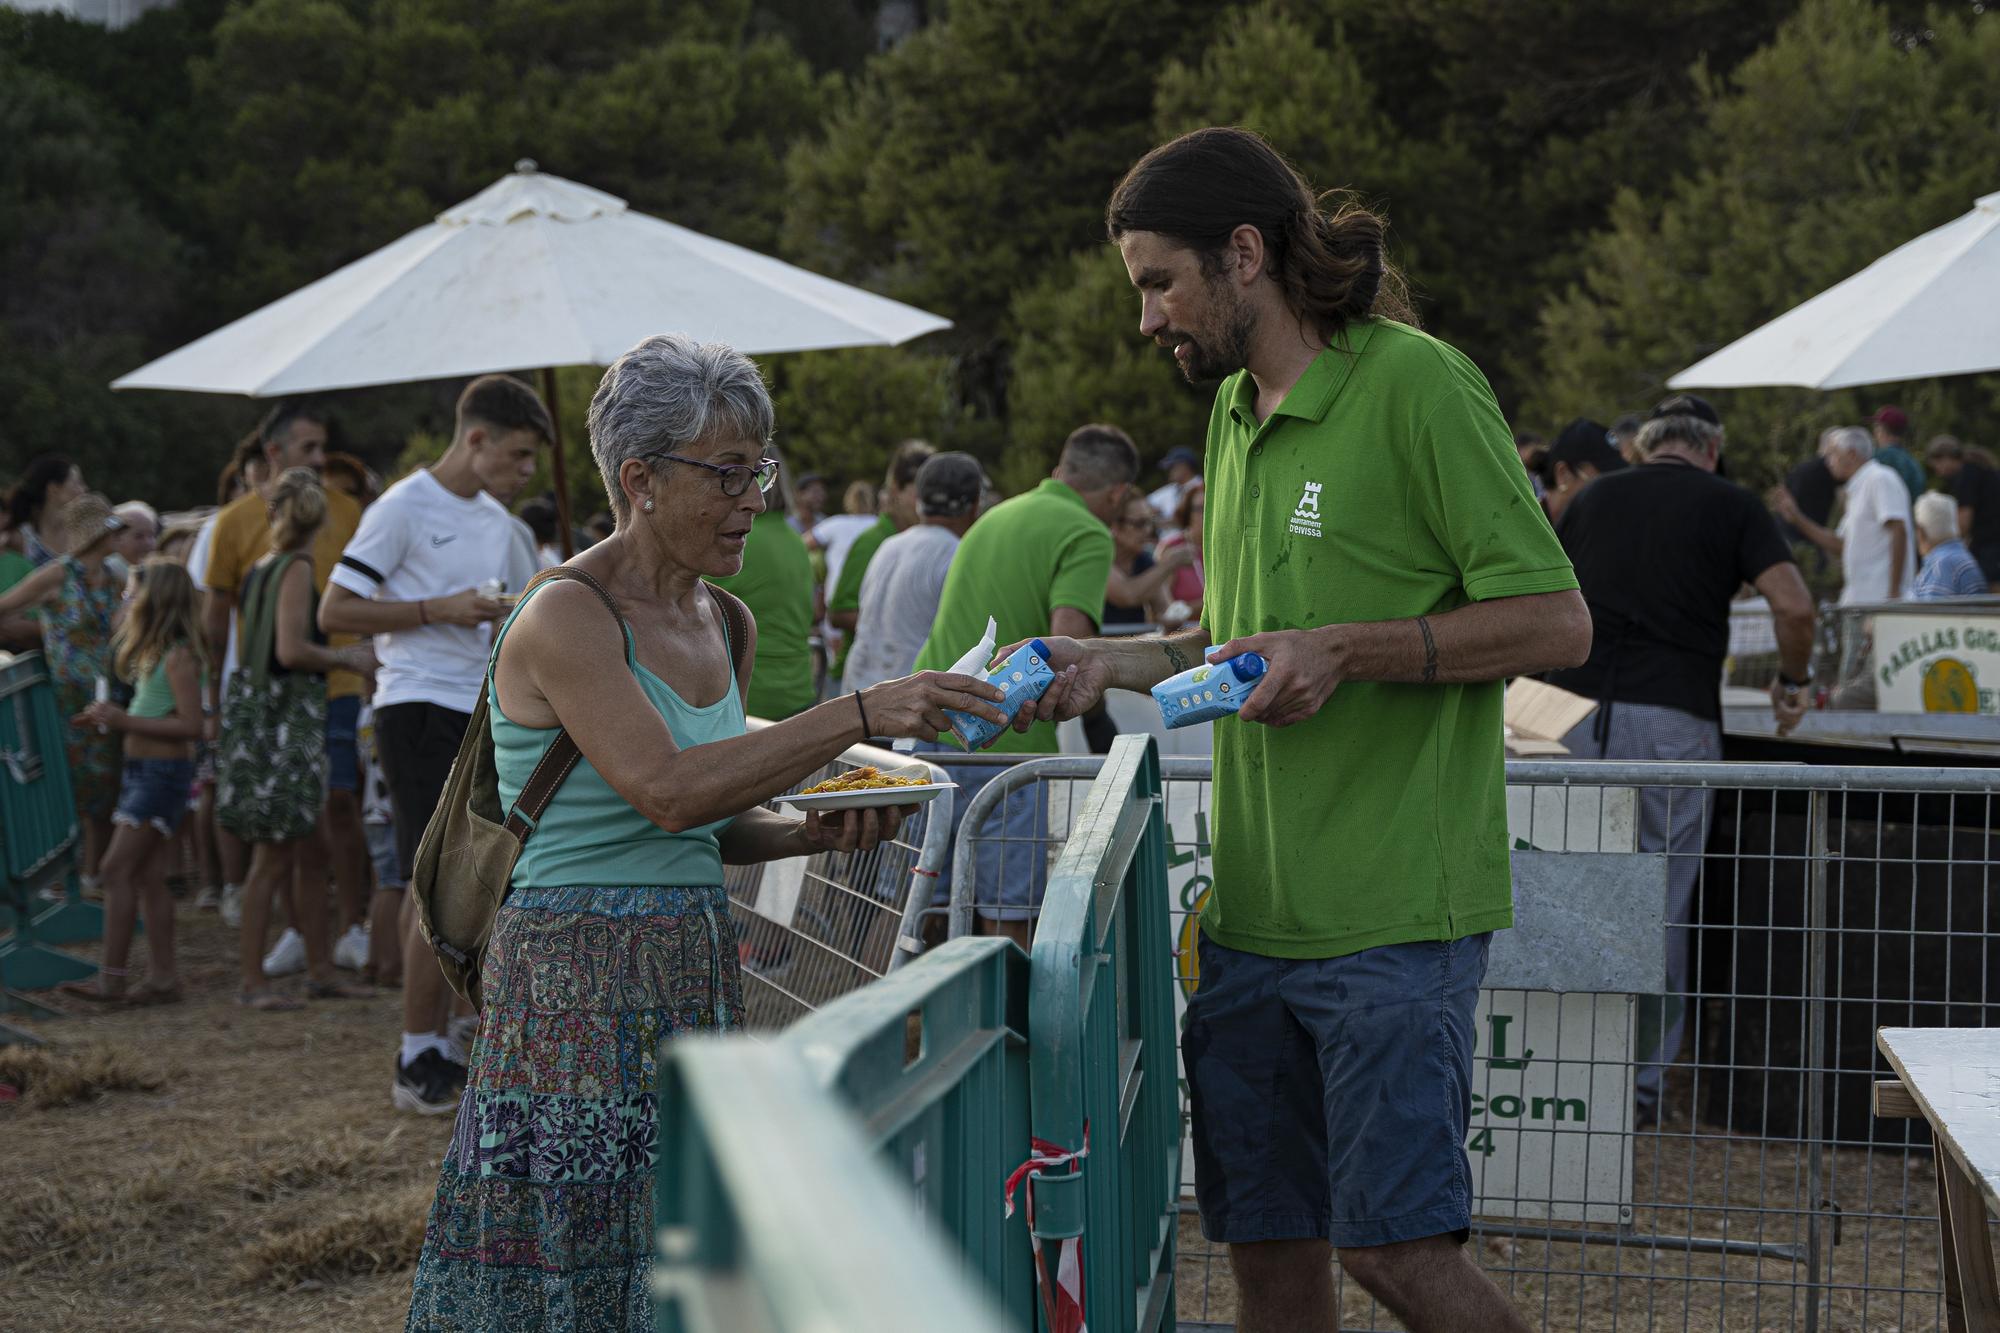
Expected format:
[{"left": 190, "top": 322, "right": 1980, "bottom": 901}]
[{"left": 405, "top": 335, "right": 1010, "bottom": 1330}]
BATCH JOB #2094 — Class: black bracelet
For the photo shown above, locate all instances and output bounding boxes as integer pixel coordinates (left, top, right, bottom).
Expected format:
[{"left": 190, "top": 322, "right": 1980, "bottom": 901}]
[{"left": 852, "top": 690, "right": 871, "bottom": 737}]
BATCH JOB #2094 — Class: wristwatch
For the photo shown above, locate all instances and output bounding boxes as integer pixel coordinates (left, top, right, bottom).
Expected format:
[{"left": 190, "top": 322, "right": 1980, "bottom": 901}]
[{"left": 1777, "top": 669, "right": 1814, "bottom": 694}]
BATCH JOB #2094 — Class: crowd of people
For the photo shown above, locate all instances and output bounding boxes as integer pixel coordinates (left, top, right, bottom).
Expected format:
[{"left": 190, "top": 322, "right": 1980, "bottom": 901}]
[
  {"left": 0, "top": 365, "right": 1221, "bottom": 1086},
  {"left": 8, "top": 119, "right": 1994, "bottom": 1333},
  {"left": 1520, "top": 402, "right": 2000, "bottom": 608}
]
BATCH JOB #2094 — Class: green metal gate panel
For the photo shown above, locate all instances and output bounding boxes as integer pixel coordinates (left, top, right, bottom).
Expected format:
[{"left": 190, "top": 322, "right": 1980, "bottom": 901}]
[
  {"left": 1028, "top": 734, "right": 1180, "bottom": 1332},
  {"left": 654, "top": 1036, "right": 1010, "bottom": 1333}
]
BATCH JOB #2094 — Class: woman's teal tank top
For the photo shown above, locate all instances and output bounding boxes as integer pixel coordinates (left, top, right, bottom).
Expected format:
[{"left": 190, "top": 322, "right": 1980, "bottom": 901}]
[{"left": 489, "top": 581, "right": 745, "bottom": 888}]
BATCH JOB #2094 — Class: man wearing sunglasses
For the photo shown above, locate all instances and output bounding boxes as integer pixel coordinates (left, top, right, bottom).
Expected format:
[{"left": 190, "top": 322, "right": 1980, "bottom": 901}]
[{"left": 320, "top": 374, "right": 551, "bottom": 1116}]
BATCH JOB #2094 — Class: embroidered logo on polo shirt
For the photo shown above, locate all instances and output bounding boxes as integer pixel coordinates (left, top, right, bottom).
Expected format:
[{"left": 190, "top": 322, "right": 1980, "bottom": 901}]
[{"left": 1288, "top": 481, "right": 1324, "bottom": 539}]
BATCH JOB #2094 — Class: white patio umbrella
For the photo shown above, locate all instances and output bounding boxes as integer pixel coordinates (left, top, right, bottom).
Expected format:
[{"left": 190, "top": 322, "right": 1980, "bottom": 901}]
[
  {"left": 1669, "top": 190, "right": 2000, "bottom": 391},
  {"left": 114, "top": 160, "right": 952, "bottom": 550}
]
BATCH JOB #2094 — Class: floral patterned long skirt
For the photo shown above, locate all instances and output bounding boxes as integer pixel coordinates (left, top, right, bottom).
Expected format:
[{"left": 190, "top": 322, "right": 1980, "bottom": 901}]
[{"left": 405, "top": 884, "right": 743, "bottom": 1332}]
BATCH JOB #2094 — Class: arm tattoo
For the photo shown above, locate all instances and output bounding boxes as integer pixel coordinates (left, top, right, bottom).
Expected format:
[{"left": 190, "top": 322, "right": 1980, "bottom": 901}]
[
  {"left": 1417, "top": 615, "right": 1439, "bottom": 684},
  {"left": 1162, "top": 640, "right": 1191, "bottom": 674}
]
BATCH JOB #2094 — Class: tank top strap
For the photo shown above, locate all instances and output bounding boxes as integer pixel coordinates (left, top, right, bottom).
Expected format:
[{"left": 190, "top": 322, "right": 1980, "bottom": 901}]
[{"left": 490, "top": 572, "right": 638, "bottom": 689}]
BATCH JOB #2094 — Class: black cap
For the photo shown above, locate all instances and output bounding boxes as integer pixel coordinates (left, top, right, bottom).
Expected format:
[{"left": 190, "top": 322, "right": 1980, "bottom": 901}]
[
  {"left": 915, "top": 452, "right": 986, "bottom": 518},
  {"left": 1158, "top": 446, "right": 1200, "bottom": 471},
  {"left": 1650, "top": 394, "right": 1721, "bottom": 427},
  {"left": 1544, "top": 418, "right": 1627, "bottom": 480}
]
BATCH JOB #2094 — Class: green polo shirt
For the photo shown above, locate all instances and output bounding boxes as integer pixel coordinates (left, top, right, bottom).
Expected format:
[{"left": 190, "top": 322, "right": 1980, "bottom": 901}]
[
  {"left": 1201, "top": 319, "right": 1577, "bottom": 960},
  {"left": 709, "top": 510, "right": 817, "bottom": 720},
  {"left": 913, "top": 478, "right": 1113, "bottom": 753},
  {"left": 828, "top": 513, "right": 896, "bottom": 680}
]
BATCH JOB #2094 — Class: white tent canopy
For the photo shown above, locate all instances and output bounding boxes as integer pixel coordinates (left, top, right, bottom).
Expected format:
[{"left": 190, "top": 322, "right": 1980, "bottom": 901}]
[
  {"left": 1669, "top": 190, "right": 2000, "bottom": 391},
  {"left": 113, "top": 162, "right": 950, "bottom": 396}
]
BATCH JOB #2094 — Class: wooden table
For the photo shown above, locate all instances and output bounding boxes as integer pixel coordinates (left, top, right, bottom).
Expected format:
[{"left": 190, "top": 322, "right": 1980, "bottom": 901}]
[{"left": 1876, "top": 1027, "right": 2000, "bottom": 1331}]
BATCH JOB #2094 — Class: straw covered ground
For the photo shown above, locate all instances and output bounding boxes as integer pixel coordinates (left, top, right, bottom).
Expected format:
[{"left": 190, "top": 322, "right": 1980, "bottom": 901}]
[
  {"left": 3, "top": 916, "right": 1954, "bottom": 1332},
  {"left": 2, "top": 919, "right": 449, "bottom": 1331}
]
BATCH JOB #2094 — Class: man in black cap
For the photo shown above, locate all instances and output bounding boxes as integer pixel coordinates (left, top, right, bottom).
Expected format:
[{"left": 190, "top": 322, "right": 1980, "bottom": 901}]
[
  {"left": 1147, "top": 445, "right": 1202, "bottom": 529},
  {"left": 1538, "top": 417, "right": 1626, "bottom": 526},
  {"left": 1544, "top": 393, "right": 1817, "bottom": 1127}
]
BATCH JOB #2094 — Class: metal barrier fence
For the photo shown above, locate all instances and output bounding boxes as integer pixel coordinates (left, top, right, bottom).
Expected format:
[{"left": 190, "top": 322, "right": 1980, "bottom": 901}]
[
  {"left": 784, "top": 935, "right": 1037, "bottom": 1323},
  {"left": 1027, "top": 735, "right": 1180, "bottom": 1332},
  {"left": 653, "top": 1029, "right": 1011, "bottom": 1333},
  {"left": 653, "top": 743, "right": 1183, "bottom": 1332},
  {"left": 949, "top": 752, "right": 2000, "bottom": 1332},
  {"left": 725, "top": 724, "right": 950, "bottom": 1028}
]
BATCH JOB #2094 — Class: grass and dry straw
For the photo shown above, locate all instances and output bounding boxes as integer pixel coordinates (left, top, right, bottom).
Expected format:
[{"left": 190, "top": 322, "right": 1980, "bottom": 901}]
[
  {"left": 0, "top": 1040, "right": 168, "bottom": 1108},
  {"left": 2, "top": 922, "right": 454, "bottom": 1330}
]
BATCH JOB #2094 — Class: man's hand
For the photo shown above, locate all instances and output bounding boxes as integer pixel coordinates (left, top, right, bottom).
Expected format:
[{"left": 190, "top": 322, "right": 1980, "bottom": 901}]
[
  {"left": 1769, "top": 678, "right": 1809, "bottom": 737},
  {"left": 429, "top": 588, "right": 509, "bottom": 627},
  {"left": 1210, "top": 627, "right": 1345, "bottom": 728},
  {"left": 1002, "top": 636, "right": 1113, "bottom": 732},
  {"left": 1767, "top": 487, "right": 1802, "bottom": 525}
]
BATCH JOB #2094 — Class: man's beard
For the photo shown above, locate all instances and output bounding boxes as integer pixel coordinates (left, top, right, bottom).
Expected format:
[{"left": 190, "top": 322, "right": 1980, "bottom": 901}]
[{"left": 1163, "top": 292, "right": 1256, "bottom": 384}]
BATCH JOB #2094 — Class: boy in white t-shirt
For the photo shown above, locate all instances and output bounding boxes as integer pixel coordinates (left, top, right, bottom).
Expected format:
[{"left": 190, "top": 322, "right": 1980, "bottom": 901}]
[{"left": 321, "top": 374, "right": 548, "bottom": 1115}]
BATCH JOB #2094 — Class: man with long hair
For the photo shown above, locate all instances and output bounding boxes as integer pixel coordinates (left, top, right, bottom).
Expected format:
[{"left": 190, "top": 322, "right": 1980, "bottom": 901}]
[{"left": 1018, "top": 127, "right": 1591, "bottom": 1333}]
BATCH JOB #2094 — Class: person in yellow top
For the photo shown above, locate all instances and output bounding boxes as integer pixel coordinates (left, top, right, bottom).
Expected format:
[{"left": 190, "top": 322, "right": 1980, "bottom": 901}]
[{"left": 200, "top": 402, "right": 364, "bottom": 959}]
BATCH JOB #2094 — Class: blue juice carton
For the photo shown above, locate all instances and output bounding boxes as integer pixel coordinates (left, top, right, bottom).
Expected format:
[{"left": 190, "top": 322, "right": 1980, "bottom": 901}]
[
  {"left": 946, "top": 638, "right": 1056, "bottom": 751},
  {"left": 1152, "top": 652, "right": 1267, "bottom": 728}
]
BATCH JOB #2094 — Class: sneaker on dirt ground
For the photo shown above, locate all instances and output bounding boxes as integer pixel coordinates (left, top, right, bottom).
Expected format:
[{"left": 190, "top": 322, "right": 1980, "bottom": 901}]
[
  {"left": 219, "top": 883, "right": 244, "bottom": 928},
  {"left": 193, "top": 885, "right": 219, "bottom": 911},
  {"left": 392, "top": 1049, "right": 468, "bottom": 1115},
  {"left": 262, "top": 927, "right": 307, "bottom": 977},
  {"left": 333, "top": 923, "right": 370, "bottom": 972}
]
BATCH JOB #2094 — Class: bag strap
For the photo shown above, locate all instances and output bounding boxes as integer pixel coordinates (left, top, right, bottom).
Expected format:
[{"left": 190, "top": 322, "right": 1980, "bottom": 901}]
[
  {"left": 707, "top": 583, "right": 753, "bottom": 693},
  {"left": 499, "top": 567, "right": 630, "bottom": 840},
  {"left": 241, "top": 552, "right": 304, "bottom": 692}
]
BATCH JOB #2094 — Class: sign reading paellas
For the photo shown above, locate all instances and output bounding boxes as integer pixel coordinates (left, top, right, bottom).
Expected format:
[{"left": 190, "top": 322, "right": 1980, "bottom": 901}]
[{"left": 1872, "top": 611, "right": 2000, "bottom": 713}]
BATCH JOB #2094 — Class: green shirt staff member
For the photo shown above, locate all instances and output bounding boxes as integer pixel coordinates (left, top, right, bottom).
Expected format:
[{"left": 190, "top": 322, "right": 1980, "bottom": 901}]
[
  {"left": 709, "top": 445, "right": 816, "bottom": 720},
  {"left": 1021, "top": 129, "right": 1591, "bottom": 1333},
  {"left": 825, "top": 440, "right": 936, "bottom": 681}
]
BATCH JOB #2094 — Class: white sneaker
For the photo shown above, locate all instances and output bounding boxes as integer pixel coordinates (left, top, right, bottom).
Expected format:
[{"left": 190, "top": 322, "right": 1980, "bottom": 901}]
[
  {"left": 333, "top": 923, "right": 370, "bottom": 972},
  {"left": 219, "top": 883, "right": 244, "bottom": 928},
  {"left": 193, "top": 885, "right": 219, "bottom": 910},
  {"left": 446, "top": 1015, "right": 480, "bottom": 1065},
  {"left": 263, "top": 927, "right": 307, "bottom": 977}
]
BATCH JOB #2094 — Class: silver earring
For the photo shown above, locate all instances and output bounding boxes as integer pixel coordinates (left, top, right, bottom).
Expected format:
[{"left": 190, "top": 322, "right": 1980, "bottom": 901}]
[{"left": 643, "top": 498, "right": 655, "bottom": 513}]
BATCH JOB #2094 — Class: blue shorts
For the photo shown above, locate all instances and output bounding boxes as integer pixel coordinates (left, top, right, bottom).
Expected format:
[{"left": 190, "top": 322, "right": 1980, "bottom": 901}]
[
  {"left": 325, "top": 694, "right": 361, "bottom": 794},
  {"left": 1183, "top": 930, "right": 1490, "bottom": 1249},
  {"left": 113, "top": 759, "right": 196, "bottom": 837}
]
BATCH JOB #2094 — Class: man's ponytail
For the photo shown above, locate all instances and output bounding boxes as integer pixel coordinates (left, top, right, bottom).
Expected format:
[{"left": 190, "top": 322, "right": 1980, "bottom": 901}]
[{"left": 1108, "top": 128, "right": 1416, "bottom": 336}]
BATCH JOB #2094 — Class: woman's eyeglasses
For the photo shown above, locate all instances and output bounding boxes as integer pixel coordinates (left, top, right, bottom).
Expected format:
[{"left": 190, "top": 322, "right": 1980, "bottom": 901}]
[{"left": 651, "top": 452, "right": 779, "bottom": 497}]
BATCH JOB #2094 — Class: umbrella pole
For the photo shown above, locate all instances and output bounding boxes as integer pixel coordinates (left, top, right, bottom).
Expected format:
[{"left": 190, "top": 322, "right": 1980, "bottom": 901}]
[{"left": 539, "top": 366, "right": 577, "bottom": 559}]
